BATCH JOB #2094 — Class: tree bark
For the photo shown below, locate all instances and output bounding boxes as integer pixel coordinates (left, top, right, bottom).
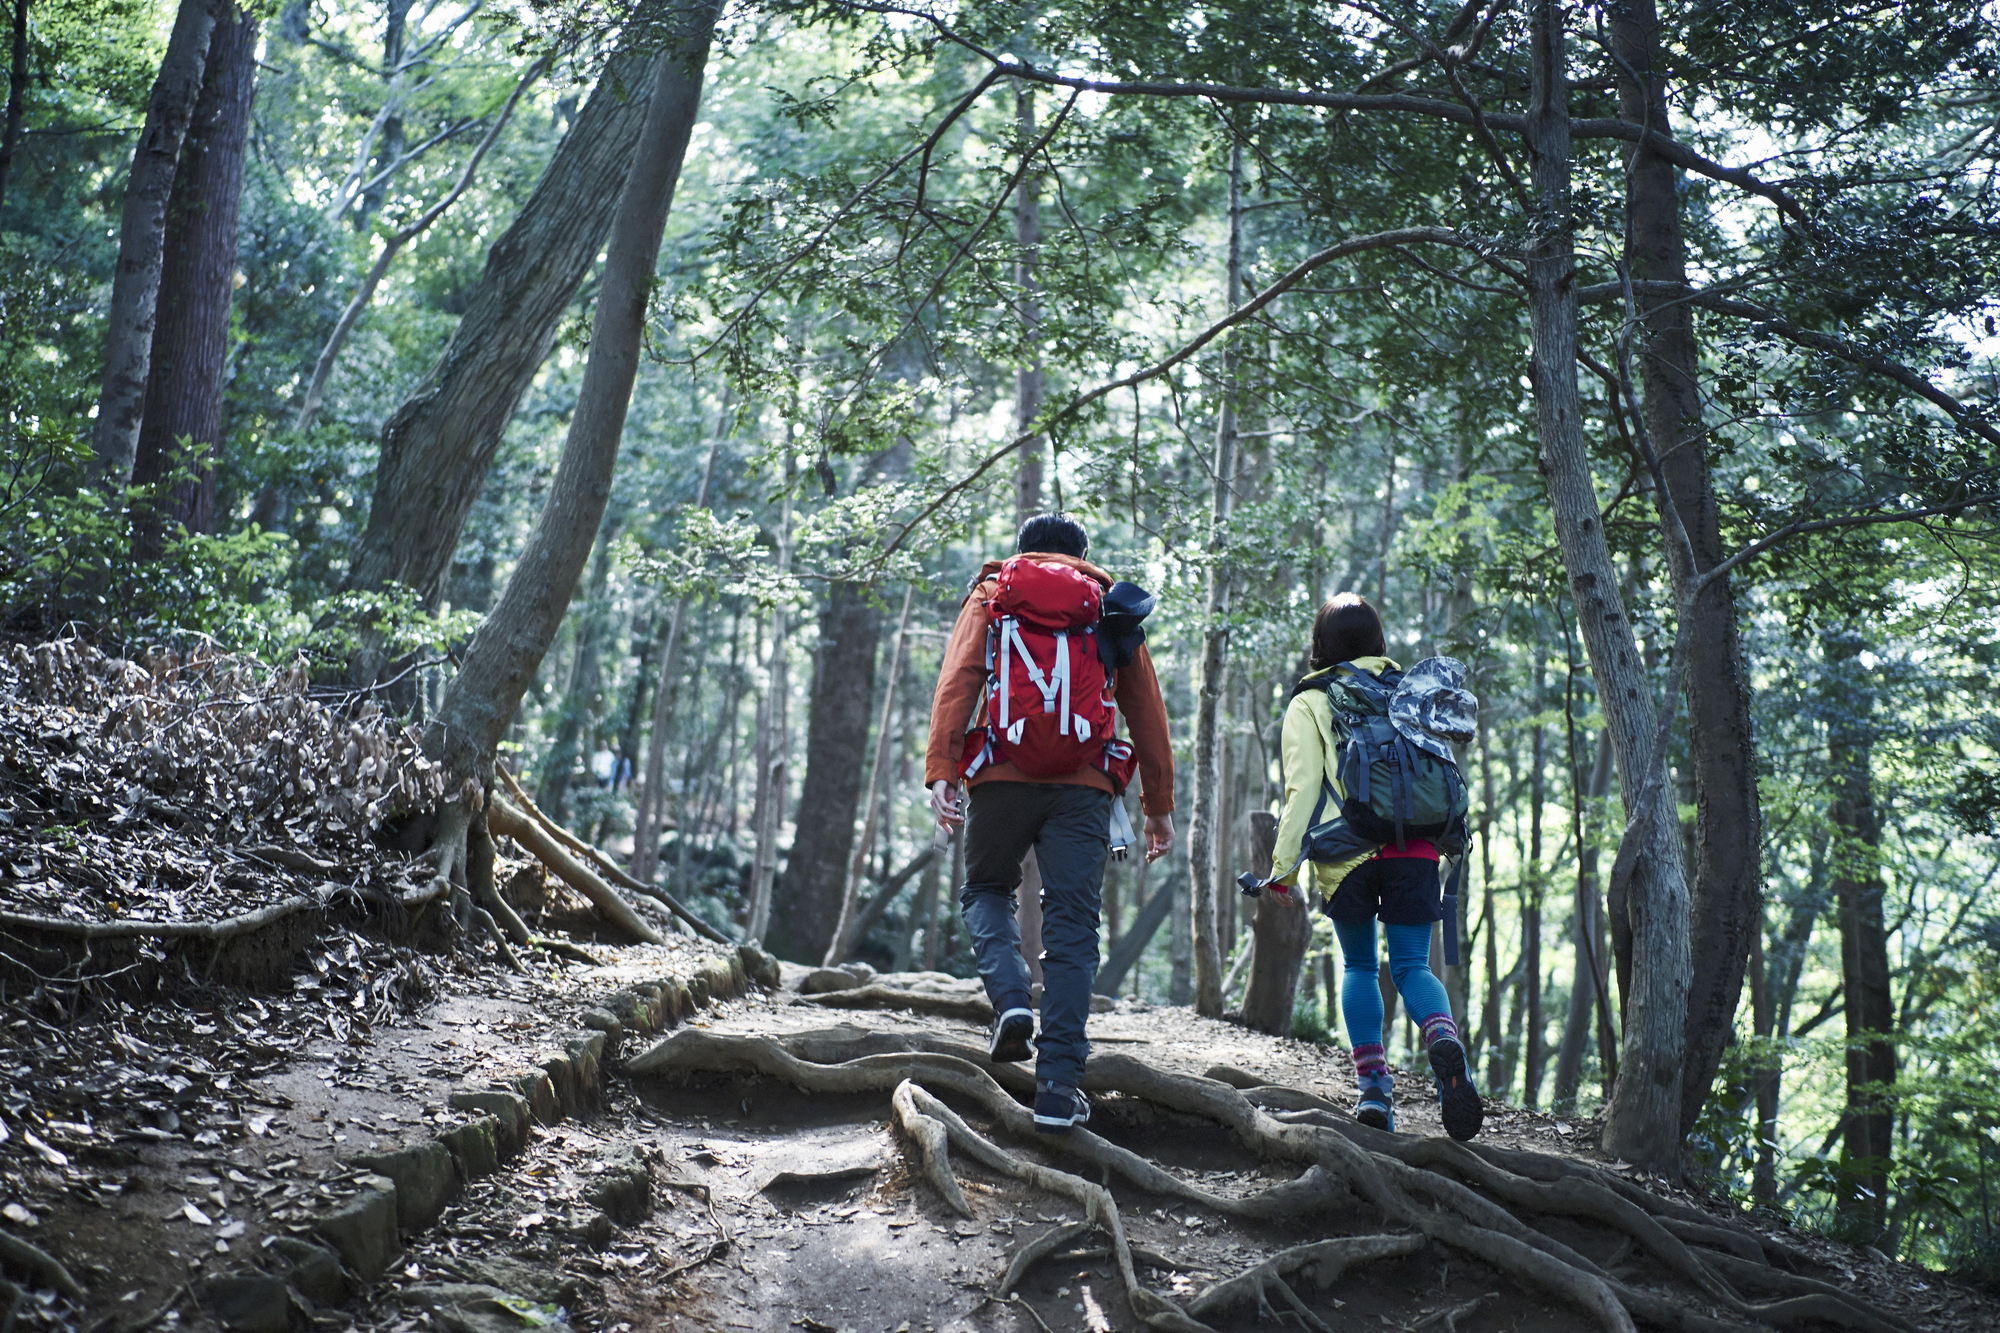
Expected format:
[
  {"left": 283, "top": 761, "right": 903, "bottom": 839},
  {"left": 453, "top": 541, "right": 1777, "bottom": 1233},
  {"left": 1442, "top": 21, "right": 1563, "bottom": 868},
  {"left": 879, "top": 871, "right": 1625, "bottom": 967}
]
[
  {"left": 1748, "top": 914, "right": 1775, "bottom": 1206},
  {"left": 339, "top": 2, "right": 669, "bottom": 683},
  {"left": 1524, "top": 659, "right": 1548, "bottom": 1111},
  {"left": 744, "top": 468, "right": 795, "bottom": 947},
  {"left": 355, "top": 0, "right": 411, "bottom": 229},
  {"left": 767, "top": 576, "right": 882, "bottom": 958},
  {"left": 424, "top": 4, "right": 716, "bottom": 816},
  {"left": 1610, "top": 0, "right": 1766, "bottom": 1147},
  {"left": 1237, "top": 813, "right": 1308, "bottom": 1035},
  {"left": 128, "top": 4, "right": 257, "bottom": 544},
  {"left": 89, "top": 0, "right": 219, "bottom": 487},
  {"left": 1479, "top": 714, "right": 1504, "bottom": 1090},
  {"left": 1012, "top": 85, "right": 1044, "bottom": 525},
  {"left": 538, "top": 514, "right": 621, "bottom": 825},
  {"left": 0, "top": 0, "right": 28, "bottom": 216},
  {"left": 1553, "top": 728, "right": 1615, "bottom": 1113},
  {"left": 1187, "top": 138, "right": 1244, "bottom": 1019},
  {"left": 1523, "top": 0, "right": 1690, "bottom": 1171},
  {"left": 1825, "top": 631, "right": 1893, "bottom": 1242},
  {"left": 293, "top": 55, "right": 542, "bottom": 435},
  {"left": 630, "top": 441, "right": 720, "bottom": 885},
  {"left": 826, "top": 586, "right": 917, "bottom": 965},
  {"left": 1096, "top": 859, "right": 1175, "bottom": 998},
  {"left": 1755, "top": 847, "right": 1829, "bottom": 1205}
]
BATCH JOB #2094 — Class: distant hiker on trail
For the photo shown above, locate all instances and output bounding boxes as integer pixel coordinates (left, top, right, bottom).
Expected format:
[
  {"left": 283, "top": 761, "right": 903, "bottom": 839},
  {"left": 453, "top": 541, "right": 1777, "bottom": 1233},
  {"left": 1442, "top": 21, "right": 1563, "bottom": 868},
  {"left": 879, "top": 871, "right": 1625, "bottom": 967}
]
[
  {"left": 926, "top": 514, "right": 1175, "bottom": 1134},
  {"left": 1262, "top": 592, "right": 1483, "bottom": 1141}
]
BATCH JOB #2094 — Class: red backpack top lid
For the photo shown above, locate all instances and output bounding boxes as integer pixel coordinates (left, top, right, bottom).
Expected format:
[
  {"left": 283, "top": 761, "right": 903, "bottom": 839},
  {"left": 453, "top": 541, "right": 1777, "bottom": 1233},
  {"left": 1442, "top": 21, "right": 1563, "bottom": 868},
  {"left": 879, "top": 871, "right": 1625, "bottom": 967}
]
[{"left": 988, "top": 557, "right": 1101, "bottom": 631}]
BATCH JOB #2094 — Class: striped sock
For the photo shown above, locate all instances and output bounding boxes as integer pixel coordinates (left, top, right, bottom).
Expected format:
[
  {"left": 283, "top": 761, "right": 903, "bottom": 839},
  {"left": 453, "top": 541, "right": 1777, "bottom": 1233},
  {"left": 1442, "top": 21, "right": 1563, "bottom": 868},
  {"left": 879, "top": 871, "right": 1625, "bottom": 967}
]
[
  {"left": 1351, "top": 1041, "right": 1387, "bottom": 1079},
  {"left": 1419, "top": 1013, "right": 1460, "bottom": 1050}
]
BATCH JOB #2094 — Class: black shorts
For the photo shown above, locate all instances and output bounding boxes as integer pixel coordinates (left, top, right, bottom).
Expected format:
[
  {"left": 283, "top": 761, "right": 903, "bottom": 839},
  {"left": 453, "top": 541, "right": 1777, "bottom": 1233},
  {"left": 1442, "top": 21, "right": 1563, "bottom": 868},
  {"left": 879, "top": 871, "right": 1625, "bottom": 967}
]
[{"left": 1324, "top": 857, "right": 1442, "bottom": 926}]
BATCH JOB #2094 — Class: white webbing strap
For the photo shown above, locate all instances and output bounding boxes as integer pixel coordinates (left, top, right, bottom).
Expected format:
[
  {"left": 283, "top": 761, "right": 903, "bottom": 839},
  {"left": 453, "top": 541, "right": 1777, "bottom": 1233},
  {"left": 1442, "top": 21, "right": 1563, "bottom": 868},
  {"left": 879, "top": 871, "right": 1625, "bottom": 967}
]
[
  {"left": 999, "top": 619, "right": 1065, "bottom": 730},
  {"left": 1055, "top": 631, "right": 1071, "bottom": 735},
  {"left": 997, "top": 617, "right": 1012, "bottom": 730}
]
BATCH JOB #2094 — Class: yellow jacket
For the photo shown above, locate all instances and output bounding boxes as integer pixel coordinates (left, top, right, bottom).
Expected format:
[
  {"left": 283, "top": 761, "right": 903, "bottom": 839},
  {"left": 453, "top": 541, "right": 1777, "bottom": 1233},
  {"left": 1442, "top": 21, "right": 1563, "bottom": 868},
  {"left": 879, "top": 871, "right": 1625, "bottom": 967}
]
[{"left": 1269, "top": 656, "right": 1400, "bottom": 894}]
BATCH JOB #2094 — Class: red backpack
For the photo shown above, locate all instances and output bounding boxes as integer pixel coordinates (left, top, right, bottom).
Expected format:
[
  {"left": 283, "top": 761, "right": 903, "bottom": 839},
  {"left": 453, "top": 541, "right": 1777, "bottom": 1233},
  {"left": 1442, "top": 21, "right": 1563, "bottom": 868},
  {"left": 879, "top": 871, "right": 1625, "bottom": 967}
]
[{"left": 958, "top": 558, "right": 1136, "bottom": 790}]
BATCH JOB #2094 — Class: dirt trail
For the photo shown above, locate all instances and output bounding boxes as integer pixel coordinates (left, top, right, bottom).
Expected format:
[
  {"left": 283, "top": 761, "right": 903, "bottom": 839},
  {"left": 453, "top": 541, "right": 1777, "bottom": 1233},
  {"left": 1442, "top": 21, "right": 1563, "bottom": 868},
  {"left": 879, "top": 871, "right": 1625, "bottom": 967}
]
[{"left": 6, "top": 943, "right": 2000, "bottom": 1333}]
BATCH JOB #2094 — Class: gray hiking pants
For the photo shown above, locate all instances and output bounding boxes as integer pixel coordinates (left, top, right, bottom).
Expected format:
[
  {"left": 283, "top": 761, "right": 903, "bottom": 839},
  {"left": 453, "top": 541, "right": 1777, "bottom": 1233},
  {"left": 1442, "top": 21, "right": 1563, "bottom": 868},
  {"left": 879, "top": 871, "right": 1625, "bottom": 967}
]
[{"left": 959, "top": 781, "right": 1111, "bottom": 1088}]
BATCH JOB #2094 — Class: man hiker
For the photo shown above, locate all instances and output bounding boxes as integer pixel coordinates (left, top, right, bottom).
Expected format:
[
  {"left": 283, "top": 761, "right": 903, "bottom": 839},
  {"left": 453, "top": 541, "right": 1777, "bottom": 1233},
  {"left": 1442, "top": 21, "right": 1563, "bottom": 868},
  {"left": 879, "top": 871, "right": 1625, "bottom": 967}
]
[{"left": 926, "top": 514, "right": 1175, "bottom": 1133}]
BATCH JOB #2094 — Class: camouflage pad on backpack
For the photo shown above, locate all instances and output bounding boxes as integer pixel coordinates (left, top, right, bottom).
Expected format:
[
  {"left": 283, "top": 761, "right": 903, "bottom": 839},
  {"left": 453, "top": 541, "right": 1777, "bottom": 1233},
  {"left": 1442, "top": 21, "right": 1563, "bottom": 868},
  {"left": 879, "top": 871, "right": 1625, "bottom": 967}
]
[{"left": 1389, "top": 656, "right": 1477, "bottom": 760}]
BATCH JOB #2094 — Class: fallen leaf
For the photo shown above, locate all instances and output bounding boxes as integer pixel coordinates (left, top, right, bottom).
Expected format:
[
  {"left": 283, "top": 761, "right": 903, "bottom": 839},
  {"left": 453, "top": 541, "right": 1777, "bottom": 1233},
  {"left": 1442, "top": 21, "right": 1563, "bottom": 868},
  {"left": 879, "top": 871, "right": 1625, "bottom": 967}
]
[
  {"left": 184, "top": 1202, "right": 213, "bottom": 1226},
  {"left": 2, "top": 1202, "right": 35, "bottom": 1227},
  {"left": 218, "top": 1220, "right": 247, "bottom": 1239},
  {"left": 23, "top": 1130, "right": 68, "bottom": 1168}
]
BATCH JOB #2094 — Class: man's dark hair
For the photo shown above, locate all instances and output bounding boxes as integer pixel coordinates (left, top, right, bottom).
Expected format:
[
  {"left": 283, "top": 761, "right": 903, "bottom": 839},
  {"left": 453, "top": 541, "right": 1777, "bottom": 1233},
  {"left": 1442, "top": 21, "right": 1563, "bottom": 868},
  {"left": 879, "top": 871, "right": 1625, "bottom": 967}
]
[
  {"left": 1016, "top": 513, "right": 1089, "bottom": 559},
  {"left": 1308, "top": 592, "right": 1387, "bottom": 671}
]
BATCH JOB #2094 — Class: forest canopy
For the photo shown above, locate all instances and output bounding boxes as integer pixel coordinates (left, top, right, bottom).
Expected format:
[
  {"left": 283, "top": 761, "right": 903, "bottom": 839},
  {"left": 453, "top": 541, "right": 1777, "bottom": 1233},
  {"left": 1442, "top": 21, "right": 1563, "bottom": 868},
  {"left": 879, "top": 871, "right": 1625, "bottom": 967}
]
[{"left": 3, "top": 0, "right": 1998, "bottom": 1277}]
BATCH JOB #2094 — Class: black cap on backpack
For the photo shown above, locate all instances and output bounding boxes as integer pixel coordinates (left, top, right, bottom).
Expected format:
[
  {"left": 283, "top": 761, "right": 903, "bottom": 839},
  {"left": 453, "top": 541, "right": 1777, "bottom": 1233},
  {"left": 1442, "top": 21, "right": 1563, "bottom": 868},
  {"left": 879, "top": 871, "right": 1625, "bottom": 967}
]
[{"left": 1097, "top": 581, "right": 1155, "bottom": 671}]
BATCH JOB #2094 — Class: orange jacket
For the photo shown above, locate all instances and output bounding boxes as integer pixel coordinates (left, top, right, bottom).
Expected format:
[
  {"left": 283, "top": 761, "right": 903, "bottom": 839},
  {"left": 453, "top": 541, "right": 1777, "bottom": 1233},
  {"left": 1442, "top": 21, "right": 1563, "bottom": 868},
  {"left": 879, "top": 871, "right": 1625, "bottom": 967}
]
[{"left": 924, "top": 553, "right": 1175, "bottom": 816}]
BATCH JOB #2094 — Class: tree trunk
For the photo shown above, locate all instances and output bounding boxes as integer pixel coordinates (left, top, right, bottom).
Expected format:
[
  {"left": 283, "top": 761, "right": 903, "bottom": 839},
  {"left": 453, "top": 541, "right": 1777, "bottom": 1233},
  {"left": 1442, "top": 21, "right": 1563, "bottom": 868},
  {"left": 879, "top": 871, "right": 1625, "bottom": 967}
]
[
  {"left": 128, "top": 4, "right": 256, "bottom": 543},
  {"left": 0, "top": 0, "right": 28, "bottom": 216},
  {"left": 538, "top": 515, "right": 621, "bottom": 825},
  {"left": 1238, "top": 813, "right": 1308, "bottom": 1035},
  {"left": 1097, "top": 859, "right": 1174, "bottom": 998},
  {"left": 339, "top": 1, "right": 670, "bottom": 683},
  {"left": 89, "top": 0, "right": 219, "bottom": 487},
  {"left": 355, "top": 0, "right": 411, "bottom": 229},
  {"left": 1825, "top": 631, "right": 1894, "bottom": 1241},
  {"left": 1755, "top": 845, "right": 1829, "bottom": 1204},
  {"left": 1479, "top": 713, "right": 1504, "bottom": 1090},
  {"left": 1553, "top": 728, "right": 1614, "bottom": 1113},
  {"left": 767, "top": 576, "right": 883, "bottom": 959},
  {"left": 1524, "top": 659, "right": 1548, "bottom": 1110},
  {"left": 1523, "top": 0, "right": 1690, "bottom": 1171},
  {"left": 1186, "top": 138, "right": 1244, "bottom": 1019},
  {"left": 1749, "top": 915, "right": 1776, "bottom": 1206},
  {"left": 745, "top": 462, "right": 795, "bottom": 947},
  {"left": 423, "top": 5, "right": 716, "bottom": 849},
  {"left": 293, "top": 55, "right": 542, "bottom": 435},
  {"left": 826, "top": 586, "right": 916, "bottom": 965},
  {"left": 1609, "top": 0, "right": 1767, "bottom": 1147},
  {"left": 1012, "top": 85, "right": 1043, "bottom": 525},
  {"left": 630, "top": 442, "right": 720, "bottom": 884},
  {"left": 1016, "top": 849, "right": 1045, "bottom": 986}
]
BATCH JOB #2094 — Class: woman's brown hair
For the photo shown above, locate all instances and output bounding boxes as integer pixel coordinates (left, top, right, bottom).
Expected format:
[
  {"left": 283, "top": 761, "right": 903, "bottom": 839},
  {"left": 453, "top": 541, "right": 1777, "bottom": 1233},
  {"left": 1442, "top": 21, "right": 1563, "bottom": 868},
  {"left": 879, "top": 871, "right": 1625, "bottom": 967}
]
[{"left": 1308, "top": 592, "right": 1386, "bottom": 672}]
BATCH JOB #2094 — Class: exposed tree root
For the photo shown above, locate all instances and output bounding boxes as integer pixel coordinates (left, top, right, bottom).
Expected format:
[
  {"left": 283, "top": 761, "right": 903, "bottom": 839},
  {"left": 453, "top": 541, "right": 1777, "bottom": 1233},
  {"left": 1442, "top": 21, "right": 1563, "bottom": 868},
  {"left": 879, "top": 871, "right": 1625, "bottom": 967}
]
[
  {"left": 0, "top": 1227, "right": 87, "bottom": 1302},
  {"left": 1187, "top": 1233, "right": 1425, "bottom": 1330},
  {"left": 895, "top": 1083, "right": 1208, "bottom": 1333},
  {"left": 494, "top": 764, "right": 729, "bottom": 944},
  {"left": 795, "top": 985, "right": 994, "bottom": 1022},
  {"left": 891, "top": 1080, "right": 973, "bottom": 1217},
  {"left": 0, "top": 897, "right": 314, "bottom": 941},
  {"left": 628, "top": 1030, "right": 1914, "bottom": 1333},
  {"left": 996, "top": 1219, "right": 1093, "bottom": 1296},
  {"left": 1411, "top": 1293, "right": 1493, "bottom": 1332},
  {"left": 486, "top": 794, "right": 663, "bottom": 945}
]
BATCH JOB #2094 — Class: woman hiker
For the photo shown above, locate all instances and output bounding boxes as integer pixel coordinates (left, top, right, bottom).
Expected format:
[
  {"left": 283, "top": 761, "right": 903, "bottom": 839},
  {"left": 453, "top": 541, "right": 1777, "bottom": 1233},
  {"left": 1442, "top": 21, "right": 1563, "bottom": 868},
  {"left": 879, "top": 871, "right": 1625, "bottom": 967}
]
[{"left": 1265, "top": 592, "right": 1483, "bottom": 1141}]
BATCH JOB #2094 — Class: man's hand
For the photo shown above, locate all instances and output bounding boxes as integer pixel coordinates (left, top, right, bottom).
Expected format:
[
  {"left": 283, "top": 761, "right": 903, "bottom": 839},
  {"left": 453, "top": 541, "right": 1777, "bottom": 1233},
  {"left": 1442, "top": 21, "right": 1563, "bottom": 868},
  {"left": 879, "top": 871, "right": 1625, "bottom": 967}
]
[
  {"left": 929, "top": 780, "right": 964, "bottom": 830},
  {"left": 1143, "top": 813, "right": 1175, "bottom": 863}
]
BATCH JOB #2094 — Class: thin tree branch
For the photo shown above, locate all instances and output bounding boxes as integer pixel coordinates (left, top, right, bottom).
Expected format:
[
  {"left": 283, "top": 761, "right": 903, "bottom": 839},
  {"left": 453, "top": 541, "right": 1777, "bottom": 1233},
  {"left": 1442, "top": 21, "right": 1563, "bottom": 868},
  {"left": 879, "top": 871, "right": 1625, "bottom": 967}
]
[
  {"left": 294, "top": 56, "right": 545, "bottom": 431},
  {"left": 837, "top": 5, "right": 1812, "bottom": 224},
  {"left": 692, "top": 66, "right": 1005, "bottom": 359},
  {"left": 880, "top": 227, "right": 1486, "bottom": 557}
]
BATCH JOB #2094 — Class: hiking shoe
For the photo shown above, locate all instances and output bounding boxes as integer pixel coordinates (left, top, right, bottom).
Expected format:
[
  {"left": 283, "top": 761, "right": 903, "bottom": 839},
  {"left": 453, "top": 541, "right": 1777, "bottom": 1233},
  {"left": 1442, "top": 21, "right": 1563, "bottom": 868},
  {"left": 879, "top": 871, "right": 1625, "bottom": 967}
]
[
  {"left": 1354, "top": 1081, "right": 1395, "bottom": 1133},
  {"left": 1427, "top": 1035, "right": 1484, "bottom": 1141},
  {"left": 989, "top": 1007, "right": 1035, "bottom": 1064},
  {"left": 1033, "top": 1081, "right": 1091, "bottom": 1134}
]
